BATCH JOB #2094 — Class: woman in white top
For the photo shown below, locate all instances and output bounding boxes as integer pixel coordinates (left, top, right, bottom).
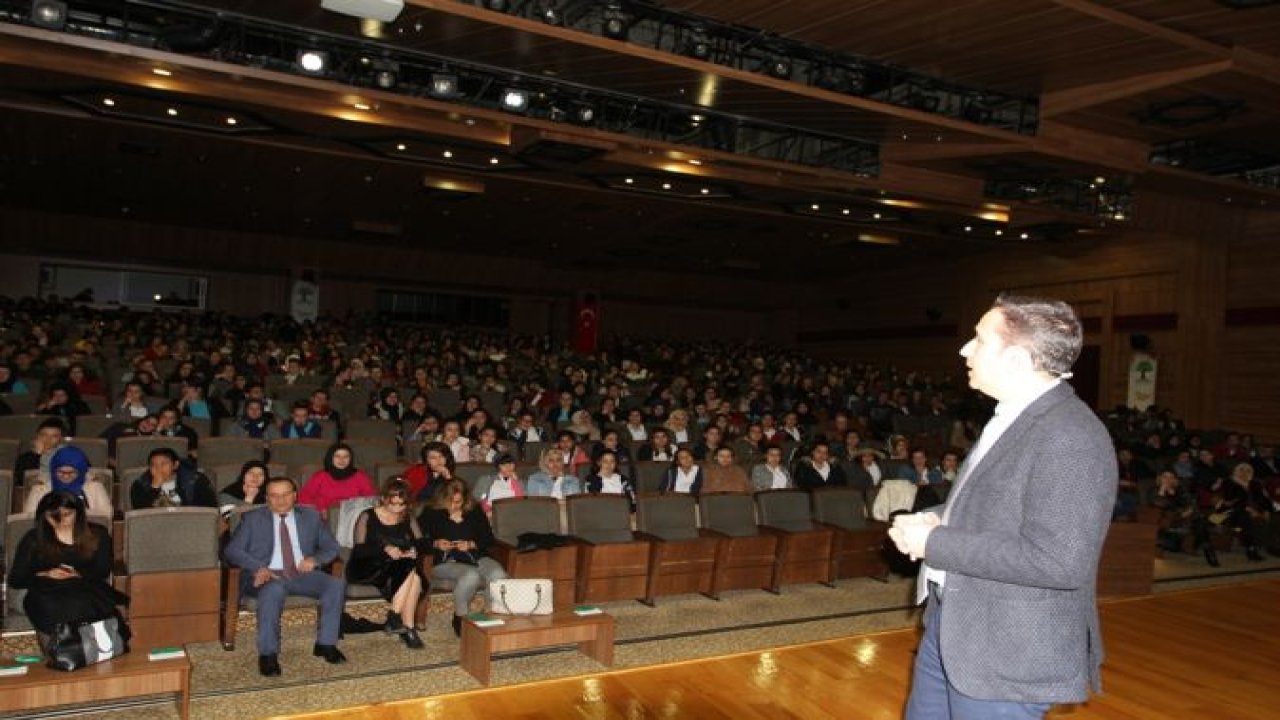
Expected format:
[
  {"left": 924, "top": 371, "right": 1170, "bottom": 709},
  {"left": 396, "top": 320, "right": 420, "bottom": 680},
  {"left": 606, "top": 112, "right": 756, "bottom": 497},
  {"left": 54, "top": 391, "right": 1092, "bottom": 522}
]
[
  {"left": 750, "top": 445, "right": 792, "bottom": 491},
  {"left": 472, "top": 454, "right": 526, "bottom": 514},
  {"left": 623, "top": 409, "right": 649, "bottom": 442},
  {"left": 659, "top": 448, "right": 703, "bottom": 495},
  {"left": 441, "top": 420, "right": 470, "bottom": 465},
  {"left": 585, "top": 450, "right": 635, "bottom": 509}
]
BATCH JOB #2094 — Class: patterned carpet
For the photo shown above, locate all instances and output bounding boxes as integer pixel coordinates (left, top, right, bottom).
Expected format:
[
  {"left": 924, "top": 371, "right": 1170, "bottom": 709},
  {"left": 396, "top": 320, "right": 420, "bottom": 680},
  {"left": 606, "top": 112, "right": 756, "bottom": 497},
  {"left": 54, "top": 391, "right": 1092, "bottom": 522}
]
[{"left": 3, "top": 548, "right": 1277, "bottom": 720}]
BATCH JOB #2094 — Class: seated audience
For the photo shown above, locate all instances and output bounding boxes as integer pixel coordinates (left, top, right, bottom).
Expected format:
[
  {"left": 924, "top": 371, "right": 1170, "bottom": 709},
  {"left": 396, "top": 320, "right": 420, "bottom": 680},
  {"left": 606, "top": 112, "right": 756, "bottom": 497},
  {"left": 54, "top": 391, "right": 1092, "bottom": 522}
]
[
  {"left": 156, "top": 405, "right": 200, "bottom": 449},
  {"left": 554, "top": 430, "right": 591, "bottom": 476},
  {"left": 419, "top": 479, "right": 508, "bottom": 637},
  {"left": 848, "top": 445, "right": 886, "bottom": 494},
  {"left": 13, "top": 417, "right": 66, "bottom": 487},
  {"left": 585, "top": 450, "right": 636, "bottom": 508},
  {"left": 472, "top": 453, "right": 526, "bottom": 514},
  {"left": 1149, "top": 469, "right": 1215, "bottom": 564},
  {"left": 622, "top": 408, "right": 649, "bottom": 443},
  {"left": 346, "top": 479, "right": 425, "bottom": 649},
  {"left": 660, "top": 447, "right": 703, "bottom": 495},
  {"left": 637, "top": 428, "right": 677, "bottom": 462},
  {"left": 566, "top": 409, "right": 602, "bottom": 443},
  {"left": 117, "top": 381, "right": 153, "bottom": 419},
  {"left": 509, "top": 411, "right": 547, "bottom": 445},
  {"left": 526, "top": 448, "right": 582, "bottom": 498},
  {"left": 280, "top": 400, "right": 323, "bottom": 440},
  {"left": 130, "top": 447, "right": 217, "bottom": 509},
  {"left": 0, "top": 362, "right": 31, "bottom": 394},
  {"left": 665, "top": 409, "right": 692, "bottom": 445},
  {"left": 692, "top": 426, "right": 725, "bottom": 461},
  {"left": 794, "top": 441, "right": 848, "bottom": 491},
  {"left": 224, "top": 476, "right": 347, "bottom": 676},
  {"left": 703, "top": 446, "right": 750, "bottom": 493},
  {"left": 469, "top": 426, "right": 501, "bottom": 464},
  {"left": 219, "top": 460, "right": 270, "bottom": 510},
  {"left": 226, "top": 398, "right": 280, "bottom": 441},
  {"left": 299, "top": 443, "right": 377, "bottom": 518},
  {"left": 368, "top": 388, "right": 402, "bottom": 422},
  {"left": 440, "top": 420, "right": 470, "bottom": 465},
  {"left": 751, "top": 445, "right": 792, "bottom": 491},
  {"left": 900, "top": 448, "right": 944, "bottom": 508},
  {"left": 9, "top": 492, "right": 122, "bottom": 643},
  {"left": 404, "top": 441, "right": 456, "bottom": 504},
  {"left": 24, "top": 445, "right": 111, "bottom": 515}
]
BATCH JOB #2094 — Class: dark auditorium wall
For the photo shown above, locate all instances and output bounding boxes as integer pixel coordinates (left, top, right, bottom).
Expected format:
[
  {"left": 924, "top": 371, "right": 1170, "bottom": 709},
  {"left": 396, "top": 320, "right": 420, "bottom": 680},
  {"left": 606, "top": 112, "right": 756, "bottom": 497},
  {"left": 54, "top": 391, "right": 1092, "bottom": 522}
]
[
  {"left": 799, "top": 191, "right": 1280, "bottom": 441},
  {"left": 0, "top": 207, "right": 797, "bottom": 344}
]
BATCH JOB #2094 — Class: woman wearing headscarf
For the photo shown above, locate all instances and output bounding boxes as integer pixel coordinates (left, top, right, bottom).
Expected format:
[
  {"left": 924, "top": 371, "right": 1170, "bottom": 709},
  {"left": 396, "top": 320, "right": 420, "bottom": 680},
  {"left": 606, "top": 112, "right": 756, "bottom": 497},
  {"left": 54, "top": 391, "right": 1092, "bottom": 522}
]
[
  {"left": 24, "top": 445, "right": 112, "bottom": 515},
  {"left": 367, "top": 387, "right": 403, "bottom": 423},
  {"left": 298, "top": 443, "right": 377, "bottom": 519}
]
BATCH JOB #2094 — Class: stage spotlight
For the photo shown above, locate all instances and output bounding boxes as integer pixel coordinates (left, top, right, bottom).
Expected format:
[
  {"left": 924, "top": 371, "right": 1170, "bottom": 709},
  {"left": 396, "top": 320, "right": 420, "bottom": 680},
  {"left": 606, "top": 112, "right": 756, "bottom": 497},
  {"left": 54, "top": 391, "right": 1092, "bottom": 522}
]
[
  {"left": 430, "top": 72, "right": 460, "bottom": 99},
  {"left": 375, "top": 70, "right": 396, "bottom": 88},
  {"left": 500, "top": 87, "right": 530, "bottom": 112},
  {"left": 297, "top": 49, "right": 329, "bottom": 74},
  {"left": 30, "top": 0, "right": 68, "bottom": 29},
  {"left": 602, "top": 3, "right": 629, "bottom": 39},
  {"left": 574, "top": 103, "right": 596, "bottom": 125}
]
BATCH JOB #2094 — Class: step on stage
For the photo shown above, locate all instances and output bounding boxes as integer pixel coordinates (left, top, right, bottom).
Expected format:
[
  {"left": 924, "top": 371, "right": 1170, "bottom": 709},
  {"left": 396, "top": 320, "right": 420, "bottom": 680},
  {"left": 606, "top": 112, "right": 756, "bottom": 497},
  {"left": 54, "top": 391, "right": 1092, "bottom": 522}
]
[{"left": 277, "top": 579, "right": 1280, "bottom": 720}]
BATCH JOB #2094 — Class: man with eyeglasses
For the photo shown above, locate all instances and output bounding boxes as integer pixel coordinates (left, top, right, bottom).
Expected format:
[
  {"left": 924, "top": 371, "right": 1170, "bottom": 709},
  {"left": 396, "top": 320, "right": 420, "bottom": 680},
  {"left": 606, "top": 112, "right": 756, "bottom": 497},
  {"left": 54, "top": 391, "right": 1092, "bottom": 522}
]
[{"left": 224, "top": 476, "right": 347, "bottom": 677}]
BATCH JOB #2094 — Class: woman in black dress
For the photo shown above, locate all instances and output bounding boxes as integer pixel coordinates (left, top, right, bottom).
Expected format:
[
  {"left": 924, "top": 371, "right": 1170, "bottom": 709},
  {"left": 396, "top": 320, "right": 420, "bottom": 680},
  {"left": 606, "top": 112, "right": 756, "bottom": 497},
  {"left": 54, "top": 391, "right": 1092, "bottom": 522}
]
[
  {"left": 346, "top": 478, "right": 426, "bottom": 648},
  {"left": 8, "top": 491, "right": 125, "bottom": 648},
  {"left": 419, "top": 479, "right": 508, "bottom": 637}
]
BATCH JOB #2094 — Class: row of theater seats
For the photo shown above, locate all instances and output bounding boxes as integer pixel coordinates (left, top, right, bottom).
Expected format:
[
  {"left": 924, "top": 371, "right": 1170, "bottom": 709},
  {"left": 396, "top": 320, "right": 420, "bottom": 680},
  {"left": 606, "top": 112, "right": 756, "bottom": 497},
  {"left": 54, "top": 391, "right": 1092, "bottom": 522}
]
[{"left": 0, "top": 488, "right": 889, "bottom": 649}]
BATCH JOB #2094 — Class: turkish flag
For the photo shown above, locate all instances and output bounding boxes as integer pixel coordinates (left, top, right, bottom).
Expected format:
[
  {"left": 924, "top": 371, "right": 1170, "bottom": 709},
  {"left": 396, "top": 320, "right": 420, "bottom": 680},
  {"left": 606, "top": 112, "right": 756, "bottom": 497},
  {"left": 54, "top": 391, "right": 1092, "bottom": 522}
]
[{"left": 574, "top": 293, "right": 600, "bottom": 354}]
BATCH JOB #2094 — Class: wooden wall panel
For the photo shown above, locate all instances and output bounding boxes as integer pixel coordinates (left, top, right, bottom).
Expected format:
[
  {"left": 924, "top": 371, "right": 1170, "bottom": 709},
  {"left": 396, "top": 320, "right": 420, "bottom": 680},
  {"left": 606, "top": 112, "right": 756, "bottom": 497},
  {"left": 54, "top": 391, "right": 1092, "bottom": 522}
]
[{"left": 1220, "top": 327, "right": 1280, "bottom": 443}]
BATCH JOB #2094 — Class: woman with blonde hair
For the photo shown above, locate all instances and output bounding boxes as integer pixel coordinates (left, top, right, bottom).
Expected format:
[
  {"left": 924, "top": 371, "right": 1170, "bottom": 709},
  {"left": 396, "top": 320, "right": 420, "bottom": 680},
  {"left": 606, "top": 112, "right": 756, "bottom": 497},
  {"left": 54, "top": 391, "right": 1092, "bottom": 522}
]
[
  {"left": 526, "top": 448, "right": 583, "bottom": 499},
  {"left": 418, "top": 479, "right": 508, "bottom": 637},
  {"left": 665, "top": 408, "right": 691, "bottom": 445}
]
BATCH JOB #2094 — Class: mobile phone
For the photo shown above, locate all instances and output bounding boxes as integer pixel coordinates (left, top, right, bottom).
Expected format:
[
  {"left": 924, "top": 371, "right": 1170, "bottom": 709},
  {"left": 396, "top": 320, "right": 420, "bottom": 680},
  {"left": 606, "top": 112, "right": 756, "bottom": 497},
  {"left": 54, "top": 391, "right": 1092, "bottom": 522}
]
[{"left": 58, "top": 564, "right": 75, "bottom": 571}]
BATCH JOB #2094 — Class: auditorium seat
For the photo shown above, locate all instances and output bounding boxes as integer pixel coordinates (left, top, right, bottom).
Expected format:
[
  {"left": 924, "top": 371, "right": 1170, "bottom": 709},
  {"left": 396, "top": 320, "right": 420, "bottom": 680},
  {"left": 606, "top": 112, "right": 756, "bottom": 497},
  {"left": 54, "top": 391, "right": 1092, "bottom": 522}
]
[
  {"left": 453, "top": 463, "right": 489, "bottom": 491},
  {"left": 115, "top": 436, "right": 189, "bottom": 472},
  {"left": 755, "top": 489, "right": 835, "bottom": 589},
  {"left": 634, "top": 494, "right": 718, "bottom": 605},
  {"left": 69, "top": 438, "right": 110, "bottom": 469},
  {"left": 375, "top": 461, "right": 410, "bottom": 486},
  {"left": 698, "top": 492, "right": 779, "bottom": 599},
  {"left": 268, "top": 439, "right": 329, "bottom": 479},
  {"left": 0, "top": 438, "right": 18, "bottom": 474},
  {"left": 811, "top": 487, "right": 889, "bottom": 582},
  {"left": 72, "top": 415, "right": 117, "bottom": 440},
  {"left": 0, "top": 415, "right": 42, "bottom": 443},
  {"left": 567, "top": 495, "right": 651, "bottom": 604},
  {"left": 344, "top": 418, "right": 398, "bottom": 441},
  {"left": 326, "top": 497, "right": 383, "bottom": 602},
  {"left": 518, "top": 440, "right": 549, "bottom": 463},
  {"left": 4, "top": 513, "right": 37, "bottom": 632},
  {"left": 345, "top": 437, "right": 398, "bottom": 468},
  {"left": 488, "top": 497, "right": 576, "bottom": 610},
  {"left": 199, "top": 437, "right": 267, "bottom": 469},
  {"left": 208, "top": 462, "right": 287, "bottom": 490},
  {"left": 116, "top": 507, "right": 223, "bottom": 648}
]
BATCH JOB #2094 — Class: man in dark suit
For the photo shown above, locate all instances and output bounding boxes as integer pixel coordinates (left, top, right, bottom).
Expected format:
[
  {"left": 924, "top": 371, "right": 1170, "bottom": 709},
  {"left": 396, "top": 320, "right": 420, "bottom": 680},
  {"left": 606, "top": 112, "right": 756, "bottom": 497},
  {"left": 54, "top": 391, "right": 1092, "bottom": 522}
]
[
  {"left": 224, "top": 476, "right": 347, "bottom": 677},
  {"left": 891, "top": 295, "right": 1116, "bottom": 719}
]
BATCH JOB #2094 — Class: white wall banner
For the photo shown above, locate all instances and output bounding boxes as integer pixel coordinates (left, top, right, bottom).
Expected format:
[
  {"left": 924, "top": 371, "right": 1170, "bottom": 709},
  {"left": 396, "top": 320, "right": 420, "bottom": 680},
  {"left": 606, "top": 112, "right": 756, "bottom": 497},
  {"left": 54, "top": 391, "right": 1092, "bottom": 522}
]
[{"left": 1127, "top": 352, "right": 1157, "bottom": 411}]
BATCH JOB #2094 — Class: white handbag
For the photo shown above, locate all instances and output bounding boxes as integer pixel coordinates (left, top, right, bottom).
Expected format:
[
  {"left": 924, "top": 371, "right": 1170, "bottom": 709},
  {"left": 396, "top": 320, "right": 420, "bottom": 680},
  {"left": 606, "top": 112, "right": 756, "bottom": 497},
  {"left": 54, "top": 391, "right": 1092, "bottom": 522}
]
[{"left": 488, "top": 578, "right": 554, "bottom": 615}]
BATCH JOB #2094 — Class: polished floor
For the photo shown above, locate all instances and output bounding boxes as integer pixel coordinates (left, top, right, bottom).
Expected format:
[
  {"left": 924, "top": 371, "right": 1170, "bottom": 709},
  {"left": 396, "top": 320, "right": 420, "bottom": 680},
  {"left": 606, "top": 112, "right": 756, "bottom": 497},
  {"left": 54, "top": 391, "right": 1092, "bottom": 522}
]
[{"left": 277, "top": 580, "right": 1280, "bottom": 720}]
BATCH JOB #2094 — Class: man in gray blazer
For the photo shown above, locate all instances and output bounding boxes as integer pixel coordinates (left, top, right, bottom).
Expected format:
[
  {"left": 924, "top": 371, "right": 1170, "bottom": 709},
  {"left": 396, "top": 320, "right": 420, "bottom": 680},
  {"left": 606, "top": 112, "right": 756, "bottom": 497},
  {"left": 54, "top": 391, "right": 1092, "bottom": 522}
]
[
  {"left": 224, "top": 476, "right": 347, "bottom": 677},
  {"left": 891, "top": 294, "right": 1116, "bottom": 719}
]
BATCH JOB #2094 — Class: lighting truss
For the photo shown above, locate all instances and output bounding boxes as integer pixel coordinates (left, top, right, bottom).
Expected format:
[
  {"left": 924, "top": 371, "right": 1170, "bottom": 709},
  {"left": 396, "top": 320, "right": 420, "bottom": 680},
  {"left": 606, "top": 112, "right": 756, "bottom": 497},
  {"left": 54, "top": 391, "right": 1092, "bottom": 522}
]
[
  {"left": 1150, "top": 138, "right": 1280, "bottom": 190},
  {"left": 0, "top": 0, "right": 879, "bottom": 175},
  {"left": 984, "top": 177, "right": 1134, "bottom": 222}
]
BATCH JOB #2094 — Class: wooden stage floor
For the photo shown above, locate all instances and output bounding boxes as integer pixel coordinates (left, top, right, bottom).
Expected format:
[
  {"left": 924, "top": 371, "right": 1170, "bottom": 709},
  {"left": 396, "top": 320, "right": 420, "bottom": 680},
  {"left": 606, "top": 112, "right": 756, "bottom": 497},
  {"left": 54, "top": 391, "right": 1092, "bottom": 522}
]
[{"left": 279, "top": 579, "right": 1280, "bottom": 720}]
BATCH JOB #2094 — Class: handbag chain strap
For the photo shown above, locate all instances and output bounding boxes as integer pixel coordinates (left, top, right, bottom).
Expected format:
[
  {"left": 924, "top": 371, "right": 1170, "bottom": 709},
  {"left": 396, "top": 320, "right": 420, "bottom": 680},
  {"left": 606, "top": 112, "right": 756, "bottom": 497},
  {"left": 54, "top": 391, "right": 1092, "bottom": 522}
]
[{"left": 499, "top": 582, "right": 544, "bottom": 615}]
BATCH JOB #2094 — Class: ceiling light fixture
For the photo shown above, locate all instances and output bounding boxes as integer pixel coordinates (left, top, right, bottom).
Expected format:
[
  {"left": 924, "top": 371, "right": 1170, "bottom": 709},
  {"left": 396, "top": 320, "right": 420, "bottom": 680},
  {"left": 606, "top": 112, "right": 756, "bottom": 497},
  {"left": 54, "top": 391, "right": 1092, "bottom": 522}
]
[
  {"left": 500, "top": 87, "right": 530, "bottom": 112},
  {"left": 602, "top": 2, "right": 630, "bottom": 39},
  {"left": 297, "top": 49, "right": 328, "bottom": 74},
  {"left": 429, "top": 73, "right": 461, "bottom": 99},
  {"left": 30, "top": 0, "right": 67, "bottom": 30},
  {"left": 152, "top": 67, "right": 172, "bottom": 77}
]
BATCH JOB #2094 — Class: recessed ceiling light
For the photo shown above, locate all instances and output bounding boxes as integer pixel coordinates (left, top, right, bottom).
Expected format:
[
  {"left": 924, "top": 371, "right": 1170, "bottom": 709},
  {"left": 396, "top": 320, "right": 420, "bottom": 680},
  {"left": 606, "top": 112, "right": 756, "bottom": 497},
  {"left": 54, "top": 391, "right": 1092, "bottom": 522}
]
[
  {"left": 810, "top": 203, "right": 820, "bottom": 210},
  {"left": 166, "top": 108, "right": 178, "bottom": 116},
  {"left": 152, "top": 67, "right": 172, "bottom": 77},
  {"left": 624, "top": 177, "right": 634, "bottom": 184},
  {"left": 1020, "top": 232, "right": 1029, "bottom": 239},
  {"left": 995, "top": 229, "right": 1004, "bottom": 236},
  {"left": 395, "top": 143, "right": 407, "bottom": 151},
  {"left": 489, "top": 157, "right": 500, "bottom": 165},
  {"left": 225, "top": 117, "right": 237, "bottom": 126},
  {"left": 102, "top": 98, "right": 115, "bottom": 107},
  {"left": 353, "top": 102, "right": 371, "bottom": 111},
  {"left": 690, "top": 114, "right": 705, "bottom": 122},
  {"left": 841, "top": 208, "right": 850, "bottom": 215},
  {"left": 873, "top": 212, "right": 882, "bottom": 219},
  {"left": 963, "top": 225, "right": 972, "bottom": 232},
  {"left": 1094, "top": 176, "right": 1106, "bottom": 184},
  {"left": 688, "top": 159, "right": 702, "bottom": 166},
  {"left": 442, "top": 150, "right": 454, "bottom": 158},
  {"left": 661, "top": 182, "right": 672, "bottom": 190},
  {"left": 700, "top": 188, "right": 710, "bottom": 195}
]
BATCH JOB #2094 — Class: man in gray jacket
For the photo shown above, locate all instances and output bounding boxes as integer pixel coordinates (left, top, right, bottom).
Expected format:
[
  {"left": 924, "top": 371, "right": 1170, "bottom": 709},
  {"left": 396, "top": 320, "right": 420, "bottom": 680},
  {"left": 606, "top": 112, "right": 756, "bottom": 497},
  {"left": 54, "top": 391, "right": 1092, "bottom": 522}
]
[{"left": 891, "top": 294, "right": 1116, "bottom": 719}]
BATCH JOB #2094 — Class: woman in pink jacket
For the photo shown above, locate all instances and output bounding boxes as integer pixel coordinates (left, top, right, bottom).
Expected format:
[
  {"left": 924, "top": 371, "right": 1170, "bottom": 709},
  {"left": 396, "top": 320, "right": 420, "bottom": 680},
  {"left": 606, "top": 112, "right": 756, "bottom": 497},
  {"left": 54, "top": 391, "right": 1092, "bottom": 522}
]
[{"left": 299, "top": 443, "right": 377, "bottom": 518}]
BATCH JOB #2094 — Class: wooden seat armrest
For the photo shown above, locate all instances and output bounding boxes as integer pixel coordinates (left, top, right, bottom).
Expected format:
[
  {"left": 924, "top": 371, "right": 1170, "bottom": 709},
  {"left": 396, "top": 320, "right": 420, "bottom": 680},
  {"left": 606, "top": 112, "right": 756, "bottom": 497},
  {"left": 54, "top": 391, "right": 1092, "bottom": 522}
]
[
  {"left": 698, "top": 528, "right": 732, "bottom": 540},
  {"left": 633, "top": 531, "right": 666, "bottom": 543}
]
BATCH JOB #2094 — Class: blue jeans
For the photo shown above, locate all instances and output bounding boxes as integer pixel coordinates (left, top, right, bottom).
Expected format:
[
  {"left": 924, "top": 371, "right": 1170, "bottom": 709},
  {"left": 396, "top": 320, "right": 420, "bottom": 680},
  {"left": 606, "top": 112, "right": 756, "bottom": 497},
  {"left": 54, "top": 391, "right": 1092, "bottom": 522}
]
[{"left": 905, "top": 583, "right": 1052, "bottom": 720}]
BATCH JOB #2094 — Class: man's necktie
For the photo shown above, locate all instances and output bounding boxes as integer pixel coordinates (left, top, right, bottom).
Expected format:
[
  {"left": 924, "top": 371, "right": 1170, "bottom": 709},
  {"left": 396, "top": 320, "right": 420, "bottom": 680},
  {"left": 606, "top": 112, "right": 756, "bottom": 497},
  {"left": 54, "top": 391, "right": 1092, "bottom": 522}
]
[{"left": 279, "top": 514, "right": 299, "bottom": 579}]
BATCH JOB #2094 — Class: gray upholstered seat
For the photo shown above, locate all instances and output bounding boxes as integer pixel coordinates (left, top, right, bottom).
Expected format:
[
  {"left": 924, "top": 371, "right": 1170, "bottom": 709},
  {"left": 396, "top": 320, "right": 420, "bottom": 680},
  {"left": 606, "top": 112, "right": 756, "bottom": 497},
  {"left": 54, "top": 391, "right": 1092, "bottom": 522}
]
[
  {"left": 633, "top": 461, "right": 669, "bottom": 495},
  {"left": 454, "top": 463, "right": 489, "bottom": 492},
  {"left": 267, "top": 439, "right": 329, "bottom": 478},
  {"left": 811, "top": 487, "right": 888, "bottom": 582},
  {"left": 4, "top": 513, "right": 36, "bottom": 632},
  {"left": 811, "top": 486, "right": 869, "bottom": 531},
  {"left": 328, "top": 497, "right": 383, "bottom": 600},
  {"left": 634, "top": 494, "right": 718, "bottom": 605},
  {"left": 0, "top": 415, "right": 43, "bottom": 445},
  {"left": 344, "top": 418, "right": 398, "bottom": 441},
  {"left": 697, "top": 492, "right": 778, "bottom": 598},
  {"left": 567, "top": 495, "right": 650, "bottom": 603},
  {"left": 115, "top": 436, "right": 189, "bottom": 472},
  {"left": 0, "top": 441, "right": 18, "bottom": 481},
  {"left": 699, "top": 493, "right": 761, "bottom": 537},
  {"left": 72, "top": 415, "right": 117, "bottom": 441},
  {"left": 756, "top": 490, "right": 818, "bottom": 533},
  {"left": 124, "top": 507, "right": 222, "bottom": 572},
  {"left": 198, "top": 437, "right": 266, "bottom": 469},
  {"left": 345, "top": 437, "right": 398, "bottom": 467},
  {"left": 488, "top": 497, "right": 576, "bottom": 610},
  {"left": 0, "top": 470, "right": 12, "bottom": 518},
  {"left": 492, "top": 496, "right": 562, "bottom": 545},
  {"left": 70, "top": 438, "right": 110, "bottom": 468},
  {"left": 754, "top": 490, "right": 835, "bottom": 589}
]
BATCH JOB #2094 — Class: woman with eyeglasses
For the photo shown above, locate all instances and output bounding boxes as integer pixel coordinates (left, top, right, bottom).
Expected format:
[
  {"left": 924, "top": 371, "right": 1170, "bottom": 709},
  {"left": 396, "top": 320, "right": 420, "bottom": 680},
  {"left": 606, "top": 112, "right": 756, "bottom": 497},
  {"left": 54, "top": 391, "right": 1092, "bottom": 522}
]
[
  {"left": 23, "top": 445, "right": 112, "bottom": 515},
  {"left": 346, "top": 478, "right": 426, "bottom": 648},
  {"left": 8, "top": 491, "right": 124, "bottom": 646}
]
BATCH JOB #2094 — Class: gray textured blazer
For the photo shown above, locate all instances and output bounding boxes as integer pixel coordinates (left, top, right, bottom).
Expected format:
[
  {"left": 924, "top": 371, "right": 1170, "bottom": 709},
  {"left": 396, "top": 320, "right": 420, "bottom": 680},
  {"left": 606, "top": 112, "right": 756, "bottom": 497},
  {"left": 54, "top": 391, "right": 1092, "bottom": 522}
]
[{"left": 922, "top": 382, "right": 1117, "bottom": 704}]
